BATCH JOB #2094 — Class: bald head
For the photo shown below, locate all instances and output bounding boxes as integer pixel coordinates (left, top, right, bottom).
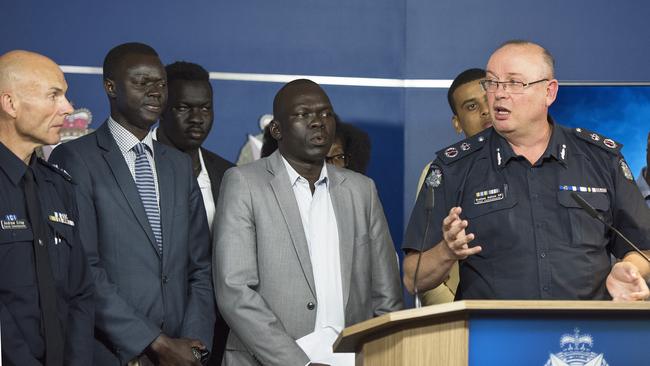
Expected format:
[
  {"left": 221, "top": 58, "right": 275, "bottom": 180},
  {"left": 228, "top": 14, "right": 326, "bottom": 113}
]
[
  {"left": 0, "top": 50, "right": 65, "bottom": 98},
  {"left": 491, "top": 40, "right": 555, "bottom": 78},
  {"left": 0, "top": 50, "right": 72, "bottom": 161},
  {"left": 273, "top": 79, "right": 330, "bottom": 122}
]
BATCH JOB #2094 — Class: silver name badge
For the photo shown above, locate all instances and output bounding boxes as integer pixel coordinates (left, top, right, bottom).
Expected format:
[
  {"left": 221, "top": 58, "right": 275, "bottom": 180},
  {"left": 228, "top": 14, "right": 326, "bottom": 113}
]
[{"left": 474, "top": 187, "right": 504, "bottom": 205}]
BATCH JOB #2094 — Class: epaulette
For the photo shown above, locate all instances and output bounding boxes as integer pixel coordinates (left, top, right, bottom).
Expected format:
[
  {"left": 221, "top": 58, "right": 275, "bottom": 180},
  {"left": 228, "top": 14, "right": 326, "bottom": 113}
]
[
  {"left": 38, "top": 158, "right": 74, "bottom": 183},
  {"left": 573, "top": 127, "right": 622, "bottom": 154},
  {"left": 435, "top": 128, "right": 490, "bottom": 165}
]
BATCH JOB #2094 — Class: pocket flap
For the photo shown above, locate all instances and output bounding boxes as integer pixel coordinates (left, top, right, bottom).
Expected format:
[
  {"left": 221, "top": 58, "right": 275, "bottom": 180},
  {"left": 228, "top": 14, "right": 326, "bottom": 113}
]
[
  {"left": 464, "top": 197, "right": 517, "bottom": 219},
  {"left": 557, "top": 191, "right": 609, "bottom": 211},
  {"left": 0, "top": 227, "right": 33, "bottom": 244}
]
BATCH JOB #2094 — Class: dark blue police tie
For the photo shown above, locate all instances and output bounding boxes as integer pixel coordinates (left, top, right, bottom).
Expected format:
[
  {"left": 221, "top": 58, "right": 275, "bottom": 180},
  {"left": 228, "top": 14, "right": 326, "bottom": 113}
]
[
  {"left": 133, "top": 143, "right": 162, "bottom": 254},
  {"left": 23, "top": 167, "right": 64, "bottom": 366}
]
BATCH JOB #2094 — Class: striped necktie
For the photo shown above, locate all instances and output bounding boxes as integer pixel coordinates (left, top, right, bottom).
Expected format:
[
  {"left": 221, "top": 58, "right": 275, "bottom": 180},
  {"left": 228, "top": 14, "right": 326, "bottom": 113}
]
[{"left": 133, "top": 143, "right": 162, "bottom": 254}]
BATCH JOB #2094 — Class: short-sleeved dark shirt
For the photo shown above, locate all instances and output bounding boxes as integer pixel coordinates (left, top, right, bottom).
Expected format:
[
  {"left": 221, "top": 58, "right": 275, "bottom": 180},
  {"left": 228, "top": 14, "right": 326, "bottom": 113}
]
[
  {"left": 403, "top": 121, "right": 650, "bottom": 300},
  {"left": 0, "top": 141, "right": 94, "bottom": 365}
]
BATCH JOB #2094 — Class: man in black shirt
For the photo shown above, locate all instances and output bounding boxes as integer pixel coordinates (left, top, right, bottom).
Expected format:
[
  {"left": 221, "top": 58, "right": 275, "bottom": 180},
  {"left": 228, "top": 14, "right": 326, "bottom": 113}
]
[
  {"left": 403, "top": 40, "right": 650, "bottom": 301},
  {"left": 0, "top": 50, "right": 94, "bottom": 365}
]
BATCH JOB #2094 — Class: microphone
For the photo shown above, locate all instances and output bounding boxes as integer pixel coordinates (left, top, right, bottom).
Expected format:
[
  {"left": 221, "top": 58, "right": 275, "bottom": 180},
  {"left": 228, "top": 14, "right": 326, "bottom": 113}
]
[
  {"left": 570, "top": 192, "right": 650, "bottom": 263},
  {"left": 412, "top": 168, "right": 437, "bottom": 308}
]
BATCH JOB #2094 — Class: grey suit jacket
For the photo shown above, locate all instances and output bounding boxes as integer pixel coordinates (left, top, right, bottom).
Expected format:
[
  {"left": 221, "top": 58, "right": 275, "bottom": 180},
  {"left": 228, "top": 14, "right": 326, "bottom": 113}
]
[
  {"left": 49, "top": 122, "right": 215, "bottom": 365},
  {"left": 214, "top": 151, "right": 403, "bottom": 366}
]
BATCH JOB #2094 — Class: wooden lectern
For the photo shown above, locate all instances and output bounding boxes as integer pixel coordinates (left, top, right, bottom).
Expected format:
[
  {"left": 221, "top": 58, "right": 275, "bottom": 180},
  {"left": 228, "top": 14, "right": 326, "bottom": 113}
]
[{"left": 333, "top": 300, "right": 650, "bottom": 366}]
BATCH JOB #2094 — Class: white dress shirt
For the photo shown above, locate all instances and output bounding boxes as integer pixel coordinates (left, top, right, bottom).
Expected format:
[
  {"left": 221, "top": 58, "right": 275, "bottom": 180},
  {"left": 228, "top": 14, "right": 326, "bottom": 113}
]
[
  {"left": 197, "top": 149, "right": 215, "bottom": 234},
  {"left": 281, "top": 157, "right": 352, "bottom": 365}
]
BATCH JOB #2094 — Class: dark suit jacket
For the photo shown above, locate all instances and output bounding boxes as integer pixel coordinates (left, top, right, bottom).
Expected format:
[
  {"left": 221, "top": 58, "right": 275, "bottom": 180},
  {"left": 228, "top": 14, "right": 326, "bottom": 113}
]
[
  {"left": 199, "top": 147, "right": 233, "bottom": 366},
  {"left": 49, "top": 122, "right": 215, "bottom": 365}
]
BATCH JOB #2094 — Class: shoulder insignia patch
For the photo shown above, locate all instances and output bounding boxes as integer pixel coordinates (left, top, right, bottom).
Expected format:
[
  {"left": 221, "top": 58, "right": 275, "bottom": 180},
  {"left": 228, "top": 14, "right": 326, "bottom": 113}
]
[
  {"left": 39, "top": 158, "right": 74, "bottom": 183},
  {"left": 573, "top": 127, "right": 622, "bottom": 154},
  {"left": 424, "top": 164, "right": 443, "bottom": 188},
  {"left": 435, "top": 129, "right": 489, "bottom": 165},
  {"left": 619, "top": 159, "right": 634, "bottom": 181}
]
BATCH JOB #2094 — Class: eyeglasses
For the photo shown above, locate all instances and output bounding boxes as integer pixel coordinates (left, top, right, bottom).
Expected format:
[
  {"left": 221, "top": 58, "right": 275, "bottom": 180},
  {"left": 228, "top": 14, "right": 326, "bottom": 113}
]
[
  {"left": 480, "top": 79, "right": 548, "bottom": 94},
  {"left": 326, "top": 153, "right": 348, "bottom": 166}
]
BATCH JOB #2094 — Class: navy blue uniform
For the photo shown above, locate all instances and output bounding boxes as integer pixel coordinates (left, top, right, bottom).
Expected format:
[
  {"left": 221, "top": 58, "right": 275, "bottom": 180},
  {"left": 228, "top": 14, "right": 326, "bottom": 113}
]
[
  {"left": 0, "top": 142, "right": 94, "bottom": 365},
  {"left": 403, "top": 122, "right": 650, "bottom": 300}
]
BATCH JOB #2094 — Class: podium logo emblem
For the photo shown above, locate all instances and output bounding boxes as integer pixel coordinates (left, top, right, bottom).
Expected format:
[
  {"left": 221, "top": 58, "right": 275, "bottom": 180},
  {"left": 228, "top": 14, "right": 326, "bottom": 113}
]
[{"left": 544, "top": 328, "right": 609, "bottom": 366}]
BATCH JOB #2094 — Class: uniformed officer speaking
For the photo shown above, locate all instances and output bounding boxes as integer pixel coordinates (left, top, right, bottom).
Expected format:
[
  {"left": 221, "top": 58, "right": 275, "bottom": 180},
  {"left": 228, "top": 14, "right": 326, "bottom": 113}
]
[
  {"left": 403, "top": 40, "right": 650, "bottom": 301},
  {"left": 0, "top": 51, "right": 94, "bottom": 365}
]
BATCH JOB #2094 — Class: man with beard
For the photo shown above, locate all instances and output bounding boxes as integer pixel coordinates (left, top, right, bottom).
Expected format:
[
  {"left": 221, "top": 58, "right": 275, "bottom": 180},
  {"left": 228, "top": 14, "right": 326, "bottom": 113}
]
[
  {"left": 403, "top": 40, "right": 650, "bottom": 301},
  {"left": 155, "top": 61, "right": 234, "bottom": 365},
  {"left": 214, "top": 79, "right": 402, "bottom": 365},
  {"left": 50, "top": 43, "right": 214, "bottom": 366}
]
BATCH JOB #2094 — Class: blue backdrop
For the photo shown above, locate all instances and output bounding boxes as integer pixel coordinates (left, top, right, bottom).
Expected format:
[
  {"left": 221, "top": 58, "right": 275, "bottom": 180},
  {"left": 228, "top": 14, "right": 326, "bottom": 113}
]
[{"left": 4, "top": 0, "right": 650, "bottom": 256}]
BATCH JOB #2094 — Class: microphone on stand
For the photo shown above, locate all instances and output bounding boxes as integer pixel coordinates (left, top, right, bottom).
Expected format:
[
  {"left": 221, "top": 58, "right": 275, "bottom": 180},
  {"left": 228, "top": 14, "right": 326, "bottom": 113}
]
[{"left": 570, "top": 192, "right": 650, "bottom": 263}]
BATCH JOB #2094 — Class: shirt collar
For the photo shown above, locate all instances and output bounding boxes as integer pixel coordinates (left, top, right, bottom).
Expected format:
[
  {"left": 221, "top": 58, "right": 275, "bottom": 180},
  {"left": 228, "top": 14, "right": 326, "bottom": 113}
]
[
  {"left": 0, "top": 141, "right": 28, "bottom": 186},
  {"left": 108, "top": 117, "right": 155, "bottom": 155},
  {"left": 637, "top": 167, "right": 650, "bottom": 199},
  {"left": 493, "top": 116, "right": 567, "bottom": 169},
  {"left": 281, "top": 155, "right": 328, "bottom": 188}
]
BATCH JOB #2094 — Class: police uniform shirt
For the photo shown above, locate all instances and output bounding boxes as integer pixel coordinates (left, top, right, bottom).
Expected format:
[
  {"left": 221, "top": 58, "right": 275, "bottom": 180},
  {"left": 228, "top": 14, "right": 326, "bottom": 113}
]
[
  {"left": 403, "top": 121, "right": 650, "bottom": 300},
  {"left": 0, "top": 141, "right": 94, "bottom": 365}
]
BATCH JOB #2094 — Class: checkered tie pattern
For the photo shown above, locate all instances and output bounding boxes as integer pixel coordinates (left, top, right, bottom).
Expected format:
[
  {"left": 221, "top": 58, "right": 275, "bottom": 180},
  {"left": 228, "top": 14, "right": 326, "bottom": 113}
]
[{"left": 133, "top": 143, "right": 162, "bottom": 254}]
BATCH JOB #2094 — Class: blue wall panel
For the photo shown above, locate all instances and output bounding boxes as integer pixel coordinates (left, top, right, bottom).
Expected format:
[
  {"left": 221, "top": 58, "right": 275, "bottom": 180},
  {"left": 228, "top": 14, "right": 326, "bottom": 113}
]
[{"left": 4, "top": 0, "right": 650, "bottom": 259}]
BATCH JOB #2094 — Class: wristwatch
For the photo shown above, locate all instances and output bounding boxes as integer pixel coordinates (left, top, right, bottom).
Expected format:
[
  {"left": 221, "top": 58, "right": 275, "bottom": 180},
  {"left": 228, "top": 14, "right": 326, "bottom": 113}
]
[
  {"left": 191, "top": 347, "right": 201, "bottom": 361},
  {"left": 191, "top": 347, "right": 210, "bottom": 365}
]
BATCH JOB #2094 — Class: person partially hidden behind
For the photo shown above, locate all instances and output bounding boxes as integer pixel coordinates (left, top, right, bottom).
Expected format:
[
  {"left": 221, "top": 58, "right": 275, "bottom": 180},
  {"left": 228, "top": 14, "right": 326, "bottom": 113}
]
[
  {"left": 403, "top": 40, "right": 650, "bottom": 302},
  {"left": 155, "top": 60, "right": 234, "bottom": 365},
  {"left": 214, "top": 79, "right": 403, "bottom": 365},
  {"left": 0, "top": 50, "right": 94, "bottom": 365},
  {"left": 49, "top": 43, "right": 214, "bottom": 365},
  {"left": 636, "top": 131, "right": 650, "bottom": 207},
  {"left": 413, "top": 68, "right": 492, "bottom": 305}
]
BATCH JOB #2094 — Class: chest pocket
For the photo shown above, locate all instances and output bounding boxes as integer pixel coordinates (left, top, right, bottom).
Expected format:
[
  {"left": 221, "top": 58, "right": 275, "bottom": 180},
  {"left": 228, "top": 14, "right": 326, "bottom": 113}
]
[
  {"left": 557, "top": 191, "right": 610, "bottom": 247},
  {"left": 462, "top": 194, "right": 518, "bottom": 254},
  {"left": 47, "top": 221, "right": 76, "bottom": 282},
  {"left": 0, "top": 228, "right": 37, "bottom": 287}
]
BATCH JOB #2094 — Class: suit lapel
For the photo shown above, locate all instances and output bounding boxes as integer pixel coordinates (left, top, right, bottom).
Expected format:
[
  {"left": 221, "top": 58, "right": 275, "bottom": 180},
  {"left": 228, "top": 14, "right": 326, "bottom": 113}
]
[
  {"left": 328, "top": 167, "right": 353, "bottom": 308},
  {"left": 267, "top": 152, "right": 316, "bottom": 298},
  {"left": 155, "top": 143, "right": 174, "bottom": 266},
  {"left": 97, "top": 122, "right": 159, "bottom": 255}
]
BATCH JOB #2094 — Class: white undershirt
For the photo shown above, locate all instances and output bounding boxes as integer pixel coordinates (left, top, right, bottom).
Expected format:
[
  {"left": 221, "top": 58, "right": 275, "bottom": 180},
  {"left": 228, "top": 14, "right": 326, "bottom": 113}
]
[
  {"left": 197, "top": 149, "right": 215, "bottom": 234},
  {"left": 281, "top": 157, "right": 352, "bottom": 365}
]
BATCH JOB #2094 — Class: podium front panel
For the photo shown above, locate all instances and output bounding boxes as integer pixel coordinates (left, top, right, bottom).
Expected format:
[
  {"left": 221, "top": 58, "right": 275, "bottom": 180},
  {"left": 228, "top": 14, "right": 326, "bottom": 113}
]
[{"left": 468, "top": 315, "right": 650, "bottom": 365}]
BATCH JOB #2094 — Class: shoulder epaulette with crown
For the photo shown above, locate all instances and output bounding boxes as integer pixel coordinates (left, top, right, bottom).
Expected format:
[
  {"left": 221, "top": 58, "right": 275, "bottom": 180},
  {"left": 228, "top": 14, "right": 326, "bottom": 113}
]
[
  {"left": 38, "top": 158, "right": 74, "bottom": 183},
  {"left": 573, "top": 127, "right": 622, "bottom": 154},
  {"left": 435, "top": 128, "right": 490, "bottom": 165}
]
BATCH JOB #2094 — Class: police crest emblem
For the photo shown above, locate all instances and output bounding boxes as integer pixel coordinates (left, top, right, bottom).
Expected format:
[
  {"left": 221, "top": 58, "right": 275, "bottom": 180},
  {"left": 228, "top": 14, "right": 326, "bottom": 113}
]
[
  {"left": 619, "top": 159, "right": 634, "bottom": 181},
  {"left": 544, "top": 328, "right": 608, "bottom": 366},
  {"left": 424, "top": 164, "right": 442, "bottom": 189}
]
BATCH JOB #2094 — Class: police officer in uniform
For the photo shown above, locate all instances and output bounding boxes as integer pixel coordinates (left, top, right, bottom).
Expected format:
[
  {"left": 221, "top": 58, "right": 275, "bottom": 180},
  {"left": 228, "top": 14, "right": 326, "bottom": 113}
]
[
  {"left": 0, "top": 50, "right": 94, "bottom": 365},
  {"left": 402, "top": 40, "right": 650, "bottom": 301}
]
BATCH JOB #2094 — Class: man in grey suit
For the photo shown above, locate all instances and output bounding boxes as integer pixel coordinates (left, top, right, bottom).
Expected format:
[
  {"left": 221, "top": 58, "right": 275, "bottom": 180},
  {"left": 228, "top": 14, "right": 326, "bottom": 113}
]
[
  {"left": 214, "top": 79, "right": 403, "bottom": 366},
  {"left": 49, "top": 43, "right": 214, "bottom": 366}
]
